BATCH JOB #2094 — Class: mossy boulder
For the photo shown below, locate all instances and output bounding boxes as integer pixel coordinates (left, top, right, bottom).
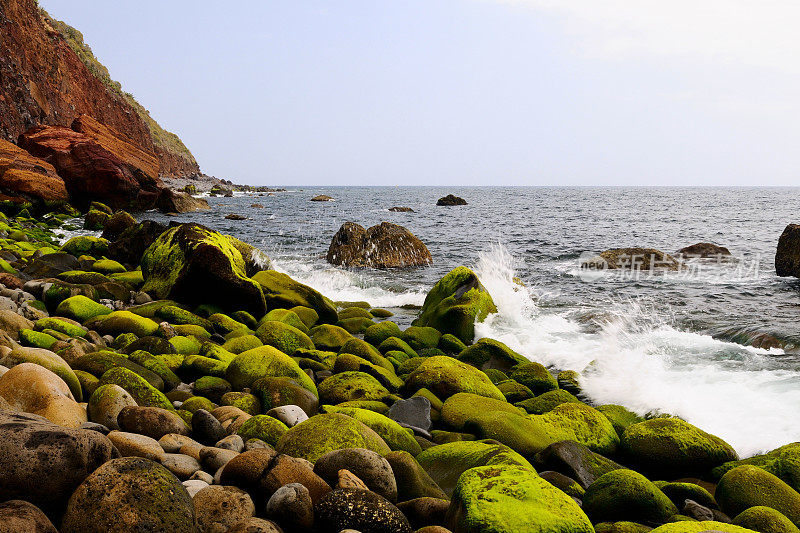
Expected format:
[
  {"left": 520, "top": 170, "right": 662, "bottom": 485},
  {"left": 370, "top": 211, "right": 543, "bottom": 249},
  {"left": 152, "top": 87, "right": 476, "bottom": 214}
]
[
  {"left": 716, "top": 465, "right": 800, "bottom": 526},
  {"left": 276, "top": 412, "right": 391, "bottom": 462},
  {"left": 85, "top": 311, "right": 159, "bottom": 337},
  {"left": 440, "top": 392, "right": 524, "bottom": 431},
  {"left": 364, "top": 321, "right": 402, "bottom": 346},
  {"left": 412, "top": 266, "right": 497, "bottom": 343},
  {"left": 417, "top": 440, "right": 533, "bottom": 497},
  {"left": 141, "top": 223, "right": 267, "bottom": 315},
  {"left": 338, "top": 338, "right": 393, "bottom": 371},
  {"left": 252, "top": 376, "right": 319, "bottom": 415},
  {"left": 338, "top": 316, "right": 373, "bottom": 334},
  {"left": 221, "top": 391, "right": 261, "bottom": 415},
  {"left": 127, "top": 350, "right": 181, "bottom": 390},
  {"left": 649, "top": 522, "right": 759, "bottom": 533},
  {"left": 236, "top": 414, "right": 289, "bottom": 446},
  {"left": 597, "top": 405, "right": 645, "bottom": 436},
  {"left": 509, "top": 361, "right": 558, "bottom": 394},
  {"left": 655, "top": 481, "right": 715, "bottom": 509},
  {"left": 712, "top": 442, "right": 800, "bottom": 493},
  {"left": 405, "top": 356, "right": 505, "bottom": 401},
  {"left": 33, "top": 317, "right": 87, "bottom": 338},
  {"left": 92, "top": 259, "right": 126, "bottom": 274},
  {"left": 98, "top": 367, "right": 173, "bottom": 411},
  {"left": 517, "top": 389, "right": 582, "bottom": 415},
  {"left": 154, "top": 305, "right": 211, "bottom": 329},
  {"left": 439, "top": 333, "right": 467, "bottom": 353},
  {"left": 333, "top": 353, "right": 403, "bottom": 391},
  {"left": 253, "top": 270, "right": 337, "bottom": 324},
  {"left": 733, "top": 506, "right": 800, "bottom": 533},
  {"left": 73, "top": 352, "right": 164, "bottom": 390},
  {"left": 621, "top": 418, "right": 738, "bottom": 478},
  {"left": 1, "top": 346, "right": 82, "bottom": 401},
  {"left": 338, "top": 306, "right": 373, "bottom": 320},
  {"left": 221, "top": 334, "right": 263, "bottom": 354},
  {"left": 263, "top": 308, "right": 308, "bottom": 333},
  {"left": 318, "top": 371, "right": 393, "bottom": 404},
  {"left": 458, "top": 338, "right": 528, "bottom": 372},
  {"left": 498, "top": 380, "right": 535, "bottom": 403},
  {"left": 400, "top": 326, "right": 442, "bottom": 350},
  {"left": 55, "top": 295, "right": 111, "bottom": 322},
  {"left": 19, "top": 328, "right": 58, "bottom": 349},
  {"left": 225, "top": 345, "right": 317, "bottom": 396},
  {"left": 193, "top": 376, "right": 232, "bottom": 403},
  {"left": 323, "top": 406, "right": 422, "bottom": 455},
  {"left": 60, "top": 236, "right": 109, "bottom": 257},
  {"left": 378, "top": 336, "right": 418, "bottom": 358},
  {"left": 168, "top": 336, "right": 201, "bottom": 355},
  {"left": 447, "top": 465, "right": 594, "bottom": 533},
  {"left": 310, "top": 324, "right": 353, "bottom": 351},
  {"left": 583, "top": 469, "right": 679, "bottom": 525},
  {"left": 255, "top": 320, "right": 314, "bottom": 354}
]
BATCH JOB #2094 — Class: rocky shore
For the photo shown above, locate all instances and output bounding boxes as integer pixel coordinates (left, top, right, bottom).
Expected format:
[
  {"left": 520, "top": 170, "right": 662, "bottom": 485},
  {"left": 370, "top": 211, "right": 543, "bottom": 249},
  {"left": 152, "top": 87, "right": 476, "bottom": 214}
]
[{"left": 0, "top": 201, "right": 796, "bottom": 533}]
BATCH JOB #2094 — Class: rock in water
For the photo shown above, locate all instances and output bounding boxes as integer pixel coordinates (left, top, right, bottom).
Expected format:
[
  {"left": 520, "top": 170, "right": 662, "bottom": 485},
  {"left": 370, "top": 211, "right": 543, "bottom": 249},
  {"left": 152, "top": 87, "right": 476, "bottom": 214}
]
[
  {"left": 776, "top": 224, "right": 800, "bottom": 277},
  {"left": 389, "top": 206, "right": 415, "bottom": 212},
  {"left": 676, "top": 242, "right": 732, "bottom": 258},
  {"left": 311, "top": 194, "right": 333, "bottom": 201},
  {"left": 436, "top": 194, "right": 467, "bottom": 206},
  {"left": 140, "top": 223, "right": 268, "bottom": 315},
  {"left": 327, "top": 221, "right": 432, "bottom": 268},
  {"left": 156, "top": 190, "right": 210, "bottom": 213},
  {"left": 581, "top": 247, "right": 681, "bottom": 270},
  {"left": 413, "top": 266, "right": 497, "bottom": 343}
]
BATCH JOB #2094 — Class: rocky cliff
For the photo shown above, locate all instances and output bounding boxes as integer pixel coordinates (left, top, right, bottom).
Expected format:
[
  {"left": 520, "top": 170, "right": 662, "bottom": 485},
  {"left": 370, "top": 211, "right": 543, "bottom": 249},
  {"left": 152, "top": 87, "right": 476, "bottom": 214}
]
[{"left": 0, "top": 0, "right": 199, "bottom": 178}]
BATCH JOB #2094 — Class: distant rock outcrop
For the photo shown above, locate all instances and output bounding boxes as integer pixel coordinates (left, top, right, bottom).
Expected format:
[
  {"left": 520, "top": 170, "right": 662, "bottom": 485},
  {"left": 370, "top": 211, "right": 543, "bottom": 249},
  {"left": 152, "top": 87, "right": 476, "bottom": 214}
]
[
  {"left": 389, "top": 206, "right": 415, "bottom": 212},
  {"left": 311, "top": 195, "right": 333, "bottom": 202},
  {"left": 327, "top": 222, "right": 432, "bottom": 268},
  {"left": 0, "top": 139, "right": 68, "bottom": 207},
  {"left": 156, "top": 190, "right": 210, "bottom": 213},
  {"left": 581, "top": 248, "right": 681, "bottom": 270},
  {"left": 776, "top": 224, "right": 800, "bottom": 277},
  {"left": 676, "top": 242, "right": 732, "bottom": 258},
  {"left": 437, "top": 194, "right": 467, "bottom": 206}
]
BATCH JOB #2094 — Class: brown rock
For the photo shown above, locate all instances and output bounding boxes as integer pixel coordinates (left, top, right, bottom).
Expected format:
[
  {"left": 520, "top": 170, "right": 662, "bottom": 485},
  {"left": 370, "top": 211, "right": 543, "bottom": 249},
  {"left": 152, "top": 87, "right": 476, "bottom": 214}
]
[
  {"left": 193, "top": 485, "right": 256, "bottom": 533},
  {"left": 100, "top": 210, "right": 137, "bottom": 240},
  {"left": 219, "top": 448, "right": 278, "bottom": 492},
  {"left": 311, "top": 195, "right": 333, "bottom": 202},
  {"left": 226, "top": 518, "right": 283, "bottom": 533},
  {"left": 314, "top": 448, "right": 398, "bottom": 502},
  {"left": 0, "top": 500, "right": 58, "bottom": 533},
  {"left": 264, "top": 482, "right": 314, "bottom": 530},
  {"left": 776, "top": 224, "right": 800, "bottom": 277},
  {"left": 676, "top": 242, "right": 732, "bottom": 258},
  {"left": 0, "top": 273, "right": 25, "bottom": 290},
  {"left": 436, "top": 194, "right": 466, "bottom": 206},
  {"left": 327, "top": 221, "right": 432, "bottom": 268},
  {"left": 389, "top": 206, "right": 415, "bottom": 212},
  {"left": 117, "top": 405, "right": 190, "bottom": 440},
  {"left": 0, "top": 362, "right": 86, "bottom": 427},
  {"left": 71, "top": 114, "right": 159, "bottom": 179},
  {"left": 157, "top": 189, "right": 211, "bottom": 213},
  {"left": 260, "top": 454, "right": 332, "bottom": 505},
  {"left": 397, "top": 497, "right": 450, "bottom": 530},
  {"left": 225, "top": 213, "right": 247, "bottom": 220},
  {"left": 107, "top": 430, "right": 166, "bottom": 461},
  {"left": 0, "top": 139, "right": 67, "bottom": 205},
  {"left": 581, "top": 247, "right": 681, "bottom": 271},
  {"left": 315, "top": 488, "right": 413, "bottom": 533},
  {"left": 337, "top": 469, "right": 370, "bottom": 490},
  {"left": 0, "top": 309, "right": 33, "bottom": 340}
]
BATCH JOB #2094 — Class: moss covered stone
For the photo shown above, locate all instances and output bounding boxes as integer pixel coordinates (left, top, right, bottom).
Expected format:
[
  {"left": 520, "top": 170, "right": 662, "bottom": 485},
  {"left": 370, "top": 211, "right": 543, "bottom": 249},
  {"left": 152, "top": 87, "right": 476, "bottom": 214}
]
[
  {"left": 417, "top": 440, "right": 533, "bottom": 497},
  {"left": 338, "top": 306, "right": 373, "bottom": 320},
  {"left": 221, "top": 391, "right": 261, "bottom": 415},
  {"left": 509, "top": 361, "right": 558, "bottom": 394},
  {"left": 252, "top": 376, "right": 319, "bottom": 415},
  {"left": 180, "top": 395, "right": 216, "bottom": 413},
  {"left": 236, "top": 414, "right": 289, "bottom": 446},
  {"left": 400, "top": 326, "right": 442, "bottom": 351},
  {"left": 55, "top": 295, "right": 111, "bottom": 322},
  {"left": 141, "top": 223, "right": 267, "bottom": 316},
  {"left": 412, "top": 266, "right": 497, "bottom": 343},
  {"left": 649, "top": 522, "right": 758, "bottom": 533},
  {"left": 439, "top": 333, "right": 467, "bottom": 354},
  {"left": 597, "top": 405, "right": 644, "bottom": 436},
  {"left": 338, "top": 338, "right": 393, "bottom": 370},
  {"left": 19, "top": 328, "right": 58, "bottom": 349},
  {"left": 458, "top": 338, "right": 528, "bottom": 372},
  {"left": 733, "top": 506, "right": 800, "bottom": 533},
  {"left": 127, "top": 350, "right": 181, "bottom": 390},
  {"left": 60, "top": 236, "right": 109, "bottom": 257},
  {"left": 323, "top": 406, "right": 421, "bottom": 455},
  {"left": 193, "top": 376, "right": 232, "bottom": 403},
  {"left": 167, "top": 335, "right": 201, "bottom": 355},
  {"left": 583, "top": 469, "right": 679, "bottom": 525},
  {"left": 263, "top": 308, "right": 308, "bottom": 333},
  {"left": 318, "top": 371, "right": 393, "bottom": 404},
  {"left": 717, "top": 465, "right": 800, "bottom": 526},
  {"left": 517, "top": 389, "right": 582, "bottom": 415},
  {"left": 221, "top": 334, "right": 263, "bottom": 354},
  {"left": 447, "top": 465, "right": 594, "bottom": 533},
  {"left": 308, "top": 324, "right": 352, "bottom": 352},
  {"left": 621, "top": 418, "right": 738, "bottom": 478},
  {"left": 180, "top": 354, "right": 228, "bottom": 378},
  {"left": 208, "top": 313, "right": 248, "bottom": 334},
  {"left": 378, "top": 336, "right": 418, "bottom": 358},
  {"left": 712, "top": 443, "right": 800, "bottom": 494},
  {"left": 405, "top": 356, "right": 505, "bottom": 401},
  {"left": 441, "top": 392, "right": 524, "bottom": 431},
  {"left": 655, "top": 481, "right": 716, "bottom": 509},
  {"left": 110, "top": 270, "right": 144, "bottom": 288},
  {"left": 255, "top": 320, "right": 314, "bottom": 354},
  {"left": 276, "top": 412, "right": 391, "bottom": 462},
  {"left": 253, "top": 270, "right": 338, "bottom": 324},
  {"left": 337, "top": 316, "right": 374, "bottom": 334},
  {"left": 1, "top": 346, "right": 83, "bottom": 401},
  {"left": 154, "top": 305, "right": 211, "bottom": 329},
  {"left": 225, "top": 345, "right": 317, "bottom": 395},
  {"left": 336, "top": 400, "right": 390, "bottom": 414},
  {"left": 99, "top": 366, "right": 172, "bottom": 410},
  {"left": 73, "top": 352, "right": 164, "bottom": 390},
  {"left": 85, "top": 311, "right": 159, "bottom": 337},
  {"left": 33, "top": 317, "right": 87, "bottom": 338},
  {"left": 232, "top": 310, "right": 259, "bottom": 329},
  {"left": 75, "top": 369, "right": 101, "bottom": 398},
  {"left": 364, "top": 321, "right": 401, "bottom": 346},
  {"left": 92, "top": 259, "right": 126, "bottom": 274}
]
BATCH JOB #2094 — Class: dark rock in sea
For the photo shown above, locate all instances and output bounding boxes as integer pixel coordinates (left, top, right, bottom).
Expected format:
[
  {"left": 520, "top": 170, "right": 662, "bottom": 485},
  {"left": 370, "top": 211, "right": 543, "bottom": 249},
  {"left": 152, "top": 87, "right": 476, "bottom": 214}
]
[
  {"left": 311, "top": 194, "right": 333, "bottom": 202},
  {"left": 776, "top": 223, "right": 800, "bottom": 277},
  {"left": 226, "top": 213, "right": 247, "bottom": 220},
  {"left": 676, "top": 242, "right": 732, "bottom": 258},
  {"left": 327, "top": 221, "right": 432, "bottom": 268},
  {"left": 0, "top": 500, "right": 58, "bottom": 533},
  {"left": 581, "top": 247, "right": 681, "bottom": 270},
  {"left": 107, "top": 220, "right": 167, "bottom": 266},
  {"left": 156, "top": 189, "right": 210, "bottom": 213},
  {"left": 390, "top": 206, "right": 415, "bottom": 212},
  {"left": 100, "top": 211, "right": 137, "bottom": 241},
  {"left": 251, "top": 203, "right": 264, "bottom": 208},
  {"left": 315, "top": 488, "right": 413, "bottom": 533},
  {"left": 436, "top": 194, "right": 467, "bottom": 206}
]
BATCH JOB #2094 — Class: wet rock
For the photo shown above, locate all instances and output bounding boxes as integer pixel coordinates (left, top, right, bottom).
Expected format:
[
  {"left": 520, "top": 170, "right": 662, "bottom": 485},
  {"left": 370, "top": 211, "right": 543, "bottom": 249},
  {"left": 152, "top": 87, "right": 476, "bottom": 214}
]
[
  {"left": 388, "top": 396, "right": 432, "bottom": 431},
  {"left": 107, "top": 220, "right": 167, "bottom": 266},
  {"left": 315, "top": 488, "right": 413, "bottom": 533},
  {"left": 225, "top": 213, "right": 247, "bottom": 220},
  {"left": 436, "top": 194, "right": 466, "bottom": 206},
  {"left": 314, "top": 448, "right": 398, "bottom": 502},
  {"left": 117, "top": 405, "right": 189, "bottom": 440},
  {"left": 61, "top": 457, "right": 196, "bottom": 533},
  {"left": 193, "top": 485, "right": 256, "bottom": 533},
  {"left": 157, "top": 190, "right": 210, "bottom": 213},
  {"left": 0, "top": 500, "right": 58, "bottom": 533},
  {"left": 200, "top": 446, "right": 239, "bottom": 471},
  {"left": 327, "top": 221, "right": 432, "bottom": 268},
  {"left": 385, "top": 450, "right": 448, "bottom": 501},
  {"left": 583, "top": 469, "right": 678, "bottom": 524},
  {"left": 389, "top": 206, "right": 415, "bottom": 212},
  {"left": 581, "top": 247, "right": 680, "bottom": 270},
  {"left": 676, "top": 242, "right": 732, "bottom": 258},
  {"left": 265, "top": 482, "right": 314, "bottom": 530},
  {"left": 220, "top": 448, "right": 278, "bottom": 492},
  {"left": 534, "top": 440, "right": 624, "bottom": 489},
  {"left": 216, "top": 433, "right": 245, "bottom": 452},
  {"left": 776, "top": 224, "right": 800, "bottom": 277},
  {"left": 0, "top": 362, "right": 86, "bottom": 427},
  {"left": 311, "top": 195, "right": 333, "bottom": 202}
]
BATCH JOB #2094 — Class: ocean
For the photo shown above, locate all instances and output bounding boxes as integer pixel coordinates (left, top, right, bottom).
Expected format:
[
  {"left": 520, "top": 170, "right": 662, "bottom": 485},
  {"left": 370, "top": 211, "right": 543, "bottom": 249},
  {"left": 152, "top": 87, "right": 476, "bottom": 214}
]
[{"left": 108, "top": 186, "right": 800, "bottom": 457}]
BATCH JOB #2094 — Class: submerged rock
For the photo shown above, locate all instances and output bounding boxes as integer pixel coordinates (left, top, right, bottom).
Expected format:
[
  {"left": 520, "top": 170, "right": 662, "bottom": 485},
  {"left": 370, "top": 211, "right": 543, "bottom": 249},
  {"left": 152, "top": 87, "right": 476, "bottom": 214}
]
[
  {"left": 389, "top": 206, "right": 415, "bottom": 212},
  {"left": 436, "top": 194, "right": 467, "bottom": 206},
  {"left": 676, "top": 242, "right": 732, "bottom": 258},
  {"left": 327, "top": 221, "right": 432, "bottom": 268},
  {"left": 581, "top": 248, "right": 681, "bottom": 270},
  {"left": 311, "top": 195, "right": 333, "bottom": 202}
]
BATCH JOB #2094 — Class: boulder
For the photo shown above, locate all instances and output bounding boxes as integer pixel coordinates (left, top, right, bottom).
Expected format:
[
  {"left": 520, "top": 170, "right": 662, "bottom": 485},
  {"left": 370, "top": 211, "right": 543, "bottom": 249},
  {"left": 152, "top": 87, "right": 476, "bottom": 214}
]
[
  {"left": 141, "top": 223, "right": 267, "bottom": 316},
  {"left": 253, "top": 270, "right": 338, "bottom": 323},
  {"left": 412, "top": 267, "right": 497, "bottom": 343},
  {"left": 226, "top": 345, "right": 317, "bottom": 394},
  {"left": 389, "top": 206, "right": 415, "bottom": 212},
  {"left": 18, "top": 124, "right": 164, "bottom": 210},
  {"left": 101, "top": 210, "right": 137, "bottom": 240},
  {"left": 323, "top": 406, "right": 422, "bottom": 455},
  {"left": 405, "top": 356, "right": 505, "bottom": 401},
  {"left": 117, "top": 405, "right": 189, "bottom": 440},
  {"left": 0, "top": 411, "right": 118, "bottom": 514},
  {"left": 0, "top": 500, "right": 58, "bottom": 533},
  {"left": 0, "top": 362, "right": 86, "bottom": 427},
  {"left": 716, "top": 465, "right": 800, "bottom": 526},
  {"left": 733, "top": 506, "right": 800, "bottom": 533},
  {"left": 276, "top": 413, "right": 391, "bottom": 463},
  {"left": 327, "top": 221, "right": 432, "bottom": 268},
  {"left": 157, "top": 189, "right": 210, "bottom": 213},
  {"left": 776, "top": 224, "right": 800, "bottom": 277},
  {"left": 457, "top": 338, "right": 528, "bottom": 372},
  {"left": 580, "top": 248, "right": 680, "bottom": 270},
  {"left": 193, "top": 485, "right": 256, "bottom": 533},
  {"left": 315, "top": 488, "right": 413, "bottom": 533},
  {"left": 265, "top": 483, "right": 314, "bottom": 530},
  {"left": 107, "top": 220, "right": 167, "bottom": 266},
  {"left": 385, "top": 450, "right": 449, "bottom": 501},
  {"left": 87, "top": 383, "right": 138, "bottom": 430},
  {"left": 446, "top": 465, "right": 593, "bottom": 533},
  {"left": 311, "top": 195, "right": 333, "bottom": 201},
  {"left": 314, "top": 447, "right": 398, "bottom": 502},
  {"left": 61, "top": 457, "right": 197, "bottom": 533},
  {"left": 0, "top": 345, "right": 82, "bottom": 400},
  {"left": 0, "top": 139, "right": 68, "bottom": 207},
  {"left": 583, "top": 469, "right": 679, "bottom": 524},
  {"left": 534, "top": 440, "right": 624, "bottom": 489},
  {"left": 676, "top": 242, "right": 732, "bottom": 258},
  {"left": 436, "top": 194, "right": 467, "bottom": 206}
]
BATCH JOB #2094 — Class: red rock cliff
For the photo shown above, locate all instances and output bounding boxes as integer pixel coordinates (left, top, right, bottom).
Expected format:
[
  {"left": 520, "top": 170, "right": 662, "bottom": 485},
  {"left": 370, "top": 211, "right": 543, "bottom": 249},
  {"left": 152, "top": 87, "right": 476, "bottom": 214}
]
[{"left": 0, "top": 0, "right": 200, "bottom": 177}]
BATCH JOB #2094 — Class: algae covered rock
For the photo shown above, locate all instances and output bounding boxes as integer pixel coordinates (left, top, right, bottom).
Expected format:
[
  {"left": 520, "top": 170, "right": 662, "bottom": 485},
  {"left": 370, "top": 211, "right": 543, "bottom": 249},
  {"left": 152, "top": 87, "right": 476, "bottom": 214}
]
[
  {"left": 733, "top": 506, "right": 800, "bottom": 533},
  {"left": 236, "top": 414, "right": 289, "bottom": 446},
  {"left": 276, "top": 413, "right": 391, "bottom": 462},
  {"left": 458, "top": 337, "right": 528, "bottom": 372},
  {"left": 1, "top": 346, "right": 82, "bottom": 401},
  {"left": 141, "top": 223, "right": 267, "bottom": 316},
  {"left": 621, "top": 417, "right": 738, "bottom": 478},
  {"left": 98, "top": 367, "right": 173, "bottom": 411},
  {"left": 412, "top": 266, "right": 497, "bottom": 343},
  {"left": 324, "top": 406, "right": 422, "bottom": 455},
  {"left": 583, "top": 469, "right": 679, "bottom": 525},
  {"left": 405, "top": 356, "right": 505, "bottom": 401},
  {"left": 54, "top": 295, "right": 111, "bottom": 322},
  {"left": 716, "top": 465, "right": 800, "bottom": 526},
  {"left": 253, "top": 270, "right": 337, "bottom": 324},
  {"left": 446, "top": 464, "right": 594, "bottom": 533},
  {"left": 256, "top": 320, "right": 314, "bottom": 354},
  {"left": 649, "top": 522, "right": 759, "bottom": 533},
  {"left": 85, "top": 310, "right": 159, "bottom": 337},
  {"left": 319, "top": 371, "right": 393, "bottom": 404},
  {"left": 225, "top": 345, "right": 317, "bottom": 395}
]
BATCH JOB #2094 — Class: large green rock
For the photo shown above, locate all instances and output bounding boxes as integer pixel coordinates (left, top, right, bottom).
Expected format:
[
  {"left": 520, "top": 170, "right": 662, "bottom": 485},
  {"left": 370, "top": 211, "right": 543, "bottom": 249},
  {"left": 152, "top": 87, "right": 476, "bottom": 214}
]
[
  {"left": 255, "top": 320, "right": 314, "bottom": 354},
  {"left": 733, "top": 506, "right": 800, "bottom": 533},
  {"left": 649, "top": 522, "right": 760, "bottom": 533},
  {"left": 716, "top": 465, "right": 800, "bottom": 527},
  {"left": 236, "top": 414, "right": 289, "bottom": 446},
  {"left": 405, "top": 356, "right": 505, "bottom": 401},
  {"left": 712, "top": 442, "right": 800, "bottom": 494},
  {"left": 621, "top": 418, "right": 738, "bottom": 478},
  {"left": 225, "top": 345, "right": 317, "bottom": 396},
  {"left": 412, "top": 266, "right": 497, "bottom": 343},
  {"left": 458, "top": 338, "right": 528, "bottom": 372},
  {"left": 446, "top": 465, "right": 594, "bottom": 533},
  {"left": 84, "top": 311, "right": 159, "bottom": 337},
  {"left": 98, "top": 367, "right": 173, "bottom": 411},
  {"left": 323, "top": 406, "right": 422, "bottom": 455},
  {"left": 509, "top": 361, "right": 558, "bottom": 394},
  {"left": 583, "top": 469, "right": 679, "bottom": 525},
  {"left": 276, "top": 413, "right": 391, "bottom": 462},
  {"left": 141, "top": 223, "right": 267, "bottom": 316},
  {"left": 55, "top": 295, "right": 112, "bottom": 322},
  {"left": 60, "top": 236, "right": 109, "bottom": 257},
  {"left": 310, "top": 324, "right": 353, "bottom": 351},
  {"left": 253, "top": 270, "right": 337, "bottom": 324},
  {"left": 441, "top": 392, "right": 525, "bottom": 430},
  {"left": 318, "top": 371, "right": 393, "bottom": 404}
]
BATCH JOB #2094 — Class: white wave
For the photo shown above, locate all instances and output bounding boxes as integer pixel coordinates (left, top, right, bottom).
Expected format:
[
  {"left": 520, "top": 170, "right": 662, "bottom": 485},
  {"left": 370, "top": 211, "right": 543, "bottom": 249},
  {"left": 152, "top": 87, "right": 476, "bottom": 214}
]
[
  {"left": 53, "top": 220, "right": 100, "bottom": 245},
  {"left": 474, "top": 243, "right": 800, "bottom": 457}
]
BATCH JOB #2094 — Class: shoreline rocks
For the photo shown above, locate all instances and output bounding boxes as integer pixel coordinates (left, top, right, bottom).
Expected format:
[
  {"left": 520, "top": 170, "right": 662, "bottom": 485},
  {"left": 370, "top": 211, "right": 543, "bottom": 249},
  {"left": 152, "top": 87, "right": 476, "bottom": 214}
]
[
  {"left": 327, "top": 221, "right": 433, "bottom": 269},
  {"left": 436, "top": 194, "right": 467, "bottom": 206},
  {"left": 581, "top": 247, "right": 681, "bottom": 270}
]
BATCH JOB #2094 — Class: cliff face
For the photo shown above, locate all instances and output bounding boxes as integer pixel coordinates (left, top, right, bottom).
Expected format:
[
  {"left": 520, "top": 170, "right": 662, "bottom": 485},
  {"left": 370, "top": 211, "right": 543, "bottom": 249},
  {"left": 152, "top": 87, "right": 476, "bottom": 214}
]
[{"left": 0, "top": 0, "right": 200, "bottom": 177}]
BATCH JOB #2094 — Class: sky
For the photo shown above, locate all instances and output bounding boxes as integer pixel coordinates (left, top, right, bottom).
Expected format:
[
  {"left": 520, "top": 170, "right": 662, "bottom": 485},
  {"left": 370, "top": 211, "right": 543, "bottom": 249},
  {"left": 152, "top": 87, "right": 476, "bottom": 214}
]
[{"left": 40, "top": 1, "right": 800, "bottom": 186}]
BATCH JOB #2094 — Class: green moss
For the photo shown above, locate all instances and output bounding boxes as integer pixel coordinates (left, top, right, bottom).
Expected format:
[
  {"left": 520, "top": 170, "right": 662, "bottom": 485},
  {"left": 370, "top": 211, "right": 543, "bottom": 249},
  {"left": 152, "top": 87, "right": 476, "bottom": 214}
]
[
  {"left": 405, "top": 356, "right": 505, "bottom": 401},
  {"left": 221, "top": 334, "right": 263, "bottom": 354},
  {"left": 655, "top": 481, "right": 716, "bottom": 509},
  {"left": 439, "top": 333, "right": 467, "bottom": 353},
  {"left": 338, "top": 338, "right": 393, "bottom": 371},
  {"left": 168, "top": 335, "right": 201, "bottom": 355},
  {"left": 733, "top": 506, "right": 800, "bottom": 533},
  {"left": 378, "top": 336, "right": 418, "bottom": 358},
  {"left": 333, "top": 353, "right": 403, "bottom": 391},
  {"left": 497, "top": 379, "right": 534, "bottom": 403},
  {"left": 180, "top": 354, "right": 228, "bottom": 378},
  {"left": 255, "top": 320, "right": 314, "bottom": 354},
  {"left": 712, "top": 443, "right": 800, "bottom": 493},
  {"left": 232, "top": 310, "right": 259, "bottom": 329},
  {"left": 484, "top": 368, "right": 509, "bottom": 384},
  {"left": 220, "top": 391, "right": 261, "bottom": 415},
  {"left": 458, "top": 338, "right": 528, "bottom": 371},
  {"left": 337, "top": 316, "right": 374, "bottom": 334},
  {"left": 92, "top": 259, "right": 126, "bottom": 274},
  {"left": 335, "top": 400, "right": 390, "bottom": 414},
  {"left": 253, "top": 270, "right": 338, "bottom": 324},
  {"left": 318, "top": 371, "right": 393, "bottom": 404},
  {"left": 338, "top": 306, "right": 373, "bottom": 320},
  {"left": 225, "top": 345, "right": 317, "bottom": 395},
  {"left": 99, "top": 366, "right": 172, "bottom": 410},
  {"left": 717, "top": 465, "right": 800, "bottom": 526},
  {"left": 583, "top": 469, "right": 679, "bottom": 525},
  {"left": 597, "top": 405, "right": 644, "bottom": 436},
  {"left": 449, "top": 465, "right": 594, "bottom": 533},
  {"left": 128, "top": 300, "right": 185, "bottom": 319},
  {"left": 293, "top": 348, "right": 337, "bottom": 370},
  {"left": 60, "top": 236, "right": 109, "bottom": 256},
  {"left": 276, "top": 412, "right": 391, "bottom": 462},
  {"left": 323, "top": 406, "right": 421, "bottom": 455},
  {"left": 517, "top": 389, "right": 582, "bottom": 415},
  {"left": 363, "top": 321, "right": 401, "bottom": 346},
  {"left": 19, "top": 328, "right": 58, "bottom": 349},
  {"left": 236, "top": 414, "right": 289, "bottom": 446},
  {"left": 56, "top": 270, "right": 112, "bottom": 285},
  {"left": 508, "top": 361, "right": 558, "bottom": 394},
  {"left": 154, "top": 305, "right": 211, "bottom": 329},
  {"left": 413, "top": 388, "right": 444, "bottom": 411},
  {"left": 180, "top": 395, "right": 216, "bottom": 413},
  {"left": 127, "top": 350, "right": 181, "bottom": 390},
  {"left": 85, "top": 310, "right": 160, "bottom": 337},
  {"left": 400, "top": 326, "right": 442, "bottom": 350},
  {"left": 193, "top": 376, "right": 231, "bottom": 402},
  {"left": 2, "top": 346, "right": 82, "bottom": 401},
  {"left": 441, "top": 392, "right": 524, "bottom": 431},
  {"left": 73, "top": 352, "right": 165, "bottom": 390},
  {"left": 649, "top": 522, "right": 759, "bottom": 533},
  {"left": 621, "top": 418, "right": 738, "bottom": 478},
  {"left": 412, "top": 266, "right": 497, "bottom": 343},
  {"left": 74, "top": 369, "right": 100, "bottom": 398},
  {"left": 34, "top": 317, "right": 87, "bottom": 338},
  {"left": 172, "top": 324, "right": 211, "bottom": 338},
  {"left": 112, "top": 332, "right": 138, "bottom": 350},
  {"left": 263, "top": 309, "right": 308, "bottom": 333},
  {"left": 208, "top": 312, "right": 248, "bottom": 333},
  {"left": 594, "top": 522, "right": 653, "bottom": 533},
  {"left": 54, "top": 295, "right": 112, "bottom": 322},
  {"left": 310, "top": 324, "right": 353, "bottom": 351}
]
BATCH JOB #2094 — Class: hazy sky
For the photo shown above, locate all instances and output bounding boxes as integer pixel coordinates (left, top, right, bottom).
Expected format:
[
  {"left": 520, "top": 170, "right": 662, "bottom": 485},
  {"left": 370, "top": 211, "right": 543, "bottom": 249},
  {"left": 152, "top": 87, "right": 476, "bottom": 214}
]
[{"left": 40, "top": 1, "right": 800, "bottom": 186}]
